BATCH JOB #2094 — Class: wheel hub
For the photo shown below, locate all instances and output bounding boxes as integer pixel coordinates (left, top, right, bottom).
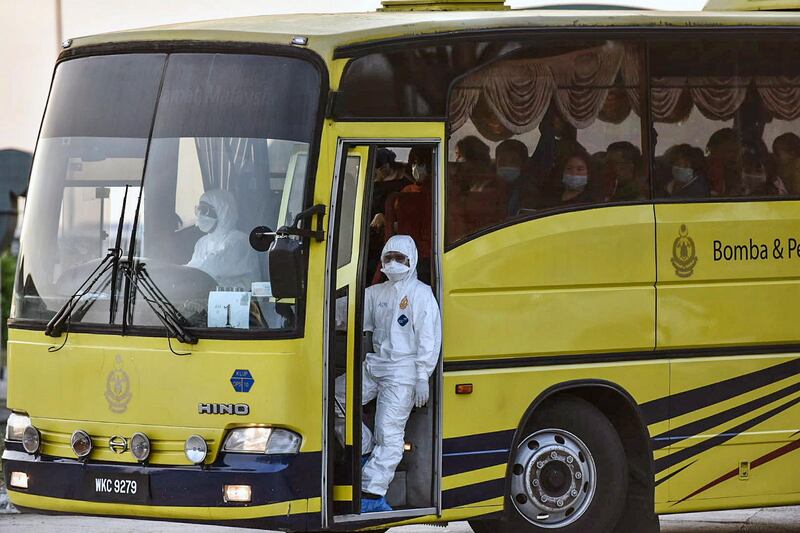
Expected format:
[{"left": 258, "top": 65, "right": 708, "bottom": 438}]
[
  {"left": 528, "top": 447, "right": 581, "bottom": 511},
  {"left": 510, "top": 429, "right": 596, "bottom": 528}
]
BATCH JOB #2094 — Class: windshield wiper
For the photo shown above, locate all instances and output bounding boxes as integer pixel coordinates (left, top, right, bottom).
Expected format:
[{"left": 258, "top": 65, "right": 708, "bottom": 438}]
[
  {"left": 117, "top": 171, "right": 196, "bottom": 352},
  {"left": 121, "top": 261, "right": 197, "bottom": 350},
  {"left": 45, "top": 185, "right": 130, "bottom": 339}
]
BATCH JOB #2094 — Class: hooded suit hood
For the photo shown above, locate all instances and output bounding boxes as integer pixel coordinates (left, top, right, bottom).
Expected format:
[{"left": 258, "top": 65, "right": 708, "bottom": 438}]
[
  {"left": 381, "top": 234, "right": 418, "bottom": 284},
  {"left": 199, "top": 189, "right": 238, "bottom": 235}
]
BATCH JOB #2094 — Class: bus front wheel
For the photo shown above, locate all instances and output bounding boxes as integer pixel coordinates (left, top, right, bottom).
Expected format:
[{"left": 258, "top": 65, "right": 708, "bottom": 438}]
[{"left": 499, "top": 395, "right": 628, "bottom": 533}]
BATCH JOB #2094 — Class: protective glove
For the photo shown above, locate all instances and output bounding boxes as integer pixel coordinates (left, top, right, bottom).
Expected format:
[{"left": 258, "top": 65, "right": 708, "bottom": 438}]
[{"left": 414, "top": 379, "right": 429, "bottom": 408}]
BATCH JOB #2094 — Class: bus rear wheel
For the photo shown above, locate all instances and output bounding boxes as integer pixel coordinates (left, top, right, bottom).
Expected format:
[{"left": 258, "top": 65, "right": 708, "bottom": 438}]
[{"left": 505, "top": 395, "right": 628, "bottom": 532}]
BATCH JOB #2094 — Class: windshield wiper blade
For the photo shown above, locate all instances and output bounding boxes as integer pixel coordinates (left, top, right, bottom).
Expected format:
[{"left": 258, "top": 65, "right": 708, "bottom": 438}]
[
  {"left": 45, "top": 185, "right": 130, "bottom": 339},
  {"left": 121, "top": 261, "right": 197, "bottom": 347},
  {"left": 44, "top": 254, "right": 117, "bottom": 338}
]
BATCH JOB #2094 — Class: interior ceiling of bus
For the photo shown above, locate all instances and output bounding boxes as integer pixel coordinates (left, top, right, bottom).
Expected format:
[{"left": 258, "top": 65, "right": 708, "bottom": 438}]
[{"left": 71, "top": 5, "right": 800, "bottom": 62}]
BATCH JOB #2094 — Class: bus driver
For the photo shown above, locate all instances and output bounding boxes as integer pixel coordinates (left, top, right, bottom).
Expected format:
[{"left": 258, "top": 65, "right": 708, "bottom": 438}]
[
  {"left": 336, "top": 234, "right": 441, "bottom": 513},
  {"left": 186, "top": 189, "right": 260, "bottom": 290}
]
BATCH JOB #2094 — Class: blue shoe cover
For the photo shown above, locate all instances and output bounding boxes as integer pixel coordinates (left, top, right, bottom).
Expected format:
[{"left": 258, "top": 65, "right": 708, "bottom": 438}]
[
  {"left": 361, "top": 496, "right": 392, "bottom": 513},
  {"left": 360, "top": 454, "right": 371, "bottom": 468}
]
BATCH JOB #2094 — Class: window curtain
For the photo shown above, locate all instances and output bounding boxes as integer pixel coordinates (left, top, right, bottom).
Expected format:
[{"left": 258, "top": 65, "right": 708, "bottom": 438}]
[
  {"left": 194, "top": 137, "right": 268, "bottom": 230},
  {"left": 690, "top": 76, "right": 750, "bottom": 121},
  {"left": 550, "top": 42, "right": 625, "bottom": 129},
  {"left": 480, "top": 60, "right": 554, "bottom": 134},
  {"left": 195, "top": 137, "right": 260, "bottom": 191},
  {"left": 449, "top": 87, "right": 482, "bottom": 132},
  {"left": 449, "top": 42, "right": 630, "bottom": 134},
  {"left": 621, "top": 44, "right": 642, "bottom": 115},
  {"left": 757, "top": 76, "right": 800, "bottom": 121},
  {"left": 449, "top": 41, "right": 800, "bottom": 133},
  {"left": 650, "top": 77, "right": 693, "bottom": 123}
]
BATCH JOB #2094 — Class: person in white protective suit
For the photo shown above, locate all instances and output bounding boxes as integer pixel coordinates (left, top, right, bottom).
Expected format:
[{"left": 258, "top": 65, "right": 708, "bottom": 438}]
[
  {"left": 186, "top": 189, "right": 260, "bottom": 290},
  {"left": 335, "top": 234, "right": 441, "bottom": 513}
]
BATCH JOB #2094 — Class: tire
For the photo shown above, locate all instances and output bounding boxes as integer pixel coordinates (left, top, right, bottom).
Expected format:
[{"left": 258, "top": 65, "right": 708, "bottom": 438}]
[
  {"left": 468, "top": 519, "right": 500, "bottom": 533},
  {"left": 503, "top": 394, "right": 628, "bottom": 533}
]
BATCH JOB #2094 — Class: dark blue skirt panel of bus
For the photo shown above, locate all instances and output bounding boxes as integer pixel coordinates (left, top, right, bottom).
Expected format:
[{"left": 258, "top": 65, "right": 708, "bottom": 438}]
[{"left": 2, "top": 447, "right": 320, "bottom": 529}]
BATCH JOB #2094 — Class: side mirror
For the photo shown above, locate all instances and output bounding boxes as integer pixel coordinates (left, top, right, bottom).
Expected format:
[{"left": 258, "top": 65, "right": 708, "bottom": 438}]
[
  {"left": 268, "top": 236, "right": 304, "bottom": 299},
  {"left": 249, "top": 226, "right": 275, "bottom": 252},
  {"left": 265, "top": 204, "right": 326, "bottom": 299}
]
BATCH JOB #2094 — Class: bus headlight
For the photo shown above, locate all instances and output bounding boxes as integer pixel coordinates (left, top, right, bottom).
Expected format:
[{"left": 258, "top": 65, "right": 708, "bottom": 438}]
[
  {"left": 71, "top": 430, "right": 93, "bottom": 458},
  {"left": 185, "top": 435, "right": 207, "bottom": 464},
  {"left": 223, "top": 428, "right": 301, "bottom": 454},
  {"left": 22, "top": 426, "right": 41, "bottom": 454},
  {"left": 5, "top": 413, "right": 31, "bottom": 441},
  {"left": 130, "top": 432, "right": 151, "bottom": 462}
]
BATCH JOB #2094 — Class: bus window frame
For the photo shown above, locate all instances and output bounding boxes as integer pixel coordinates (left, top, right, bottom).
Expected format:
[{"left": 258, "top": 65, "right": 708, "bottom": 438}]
[
  {"left": 8, "top": 41, "right": 330, "bottom": 342},
  {"left": 328, "top": 29, "right": 800, "bottom": 251}
]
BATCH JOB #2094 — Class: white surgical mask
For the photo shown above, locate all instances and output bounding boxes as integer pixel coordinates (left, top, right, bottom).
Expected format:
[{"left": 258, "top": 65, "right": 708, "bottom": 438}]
[
  {"left": 197, "top": 214, "right": 217, "bottom": 233},
  {"left": 743, "top": 172, "right": 767, "bottom": 188},
  {"left": 381, "top": 260, "right": 410, "bottom": 282},
  {"left": 412, "top": 164, "right": 428, "bottom": 183},
  {"left": 562, "top": 173, "right": 588, "bottom": 191},
  {"left": 672, "top": 166, "right": 694, "bottom": 184},
  {"left": 497, "top": 166, "right": 521, "bottom": 183}
]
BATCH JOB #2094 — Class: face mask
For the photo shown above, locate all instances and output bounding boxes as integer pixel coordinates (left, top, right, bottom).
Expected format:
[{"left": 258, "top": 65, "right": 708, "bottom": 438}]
[
  {"left": 412, "top": 164, "right": 428, "bottom": 183},
  {"left": 672, "top": 166, "right": 694, "bottom": 184},
  {"left": 497, "top": 166, "right": 521, "bottom": 183},
  {"left": 743, "top": 172, "right": 767, "bottom": 188},
  {"left": 562, "top": 173, "right": 588, "bottom": 191},
  {"left": 197, "top": 214, "right": 217, "bottom": 233},
  {"left": 381, "top": 260, "right": 410, "bottom": 282}
]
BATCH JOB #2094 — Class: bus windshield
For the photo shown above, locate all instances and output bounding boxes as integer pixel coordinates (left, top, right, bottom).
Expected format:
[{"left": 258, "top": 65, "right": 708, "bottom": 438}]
[{"left": 13, "top": 52, "right": 321, "bottom": 335}]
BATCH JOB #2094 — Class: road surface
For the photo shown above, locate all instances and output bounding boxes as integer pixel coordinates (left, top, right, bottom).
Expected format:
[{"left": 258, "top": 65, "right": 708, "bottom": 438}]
[{"left": 2, "top": 507, "right": 800, "bottom": 532}]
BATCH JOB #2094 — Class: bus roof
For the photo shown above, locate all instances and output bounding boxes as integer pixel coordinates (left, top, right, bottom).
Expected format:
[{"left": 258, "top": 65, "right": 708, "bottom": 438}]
[
  {"left": 704, "top": 0, "right": 800, "bottom": 10},
  {"left": 68, "top": 9, "right": 800, "bottom": 62}
]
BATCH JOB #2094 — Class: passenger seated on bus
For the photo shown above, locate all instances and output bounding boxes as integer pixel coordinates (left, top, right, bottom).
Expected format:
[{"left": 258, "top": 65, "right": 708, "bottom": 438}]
[
  {"left": 772, "top": 133, "right": 800, "bottom": 195},
  {"left": 706, "top": 128, "right": 742, "bottom": 196},
  {"left": 452, "top": 135, "right": 492, "bottom": 193},
  {"left": 663, "top": 144, "right": 710, "bottom": 199},
  {"left": 335, "top": 235, "right": 441, "bottom": 514},
  {"left": 402, "top": 146, "right": 433, "bottom": 194},
  {"left": 741, "top": 145, "right": 787, "bottom": 197},
  {"left": 520, "top": 135, "right": 586, "bottom": 212},
  {"left": 447, "top": 136, "right": 509, "bottom": 239},
  {"left": 494, "top": 139, "right": 528, "bottom": 215},
  {"left": 186, "top": 189, "right": 260, "bottom": 290},
  {"left": 606, "top": 141, "right": 647, "bottom": 202},
  {"left": 390, "top": 146, "right": 434, "bottom": 284},
  {"left": 455, "top": 135, "right": 493, "bottom": 175},
  {"left": 371, "top": 148, "right": 412, "bottom": 219},
  {"left": 369, "top": 149, "right": 411, "bottom": 282},
  {"left": 558, "top": 150, "right": 597, "bottom": 206}
]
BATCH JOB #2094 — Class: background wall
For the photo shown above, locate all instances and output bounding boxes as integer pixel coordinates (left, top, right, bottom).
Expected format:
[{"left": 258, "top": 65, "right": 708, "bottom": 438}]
[{"left": 0, "top": 0, "right": 704, "bottom": 153}]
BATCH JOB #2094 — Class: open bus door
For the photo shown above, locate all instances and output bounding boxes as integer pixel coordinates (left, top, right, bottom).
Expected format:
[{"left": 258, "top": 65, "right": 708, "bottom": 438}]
[{"left": 324, "top": 139, "right": 442, "bottom": 528}]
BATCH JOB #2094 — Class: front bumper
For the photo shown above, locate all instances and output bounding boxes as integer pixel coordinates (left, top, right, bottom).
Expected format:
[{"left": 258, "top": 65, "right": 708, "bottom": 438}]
[{"left": 2, "top": 446, "right": 321, "bottom": 530}]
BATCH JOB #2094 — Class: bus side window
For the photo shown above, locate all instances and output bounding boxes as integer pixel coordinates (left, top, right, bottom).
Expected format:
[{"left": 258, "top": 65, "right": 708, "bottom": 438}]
[
  {"left": 650, "top": 40, "right": 799, "bottom": 201},
  {"left": 446, "top": 41, "right": 647, "bottom": 245}
]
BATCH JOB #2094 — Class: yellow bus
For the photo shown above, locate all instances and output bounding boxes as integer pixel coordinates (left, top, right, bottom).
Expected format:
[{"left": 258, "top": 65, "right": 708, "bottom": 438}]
[{"left": 6, "top": 1, "right": 800, "bottom": 531}]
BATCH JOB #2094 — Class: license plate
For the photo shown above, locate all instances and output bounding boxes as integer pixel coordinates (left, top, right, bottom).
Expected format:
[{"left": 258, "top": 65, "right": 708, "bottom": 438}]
[{"left": 85, "top": 472, "right": 150, "bottom": 504}]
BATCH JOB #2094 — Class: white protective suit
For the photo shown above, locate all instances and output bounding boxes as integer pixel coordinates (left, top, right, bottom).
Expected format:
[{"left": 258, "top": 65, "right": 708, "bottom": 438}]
[
  {"left": 359, "top": 235, "right": 441, "bottom": 496},
  {"left": 186, "top": 189, "right": 261, "bottom": 290}
]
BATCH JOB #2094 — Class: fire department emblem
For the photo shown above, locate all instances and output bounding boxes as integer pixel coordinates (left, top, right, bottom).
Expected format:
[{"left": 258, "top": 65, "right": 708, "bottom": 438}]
[
  {"left": 105, "top": 355, "right": 132, "bottom": 414},
  {"left": 671, "top": 224, "right": 698, "bottom": 278}
]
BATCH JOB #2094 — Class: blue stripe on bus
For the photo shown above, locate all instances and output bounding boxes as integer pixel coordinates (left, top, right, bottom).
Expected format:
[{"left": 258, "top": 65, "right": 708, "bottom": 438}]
[
  {"left": 442, "top": 477, "right": 505, "bottom": 509},
  {"left": 443, "top": 429, "right": 515, "bottom": 454},
  {"left": 442, "top": 429, "right": 514, "bottom": 477},
  {"left": 443, "top": 449, "right": 510, "bottom": 477}
]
